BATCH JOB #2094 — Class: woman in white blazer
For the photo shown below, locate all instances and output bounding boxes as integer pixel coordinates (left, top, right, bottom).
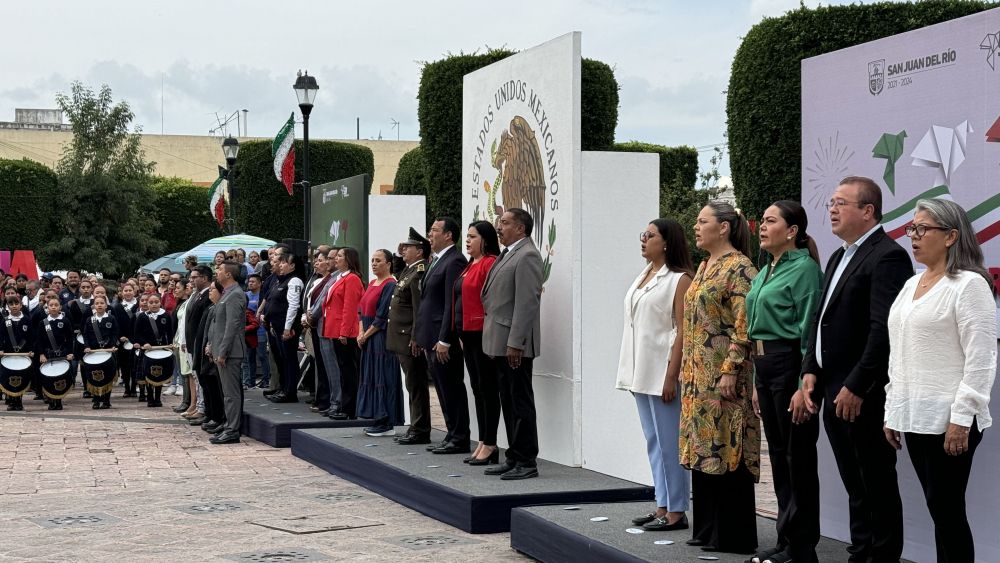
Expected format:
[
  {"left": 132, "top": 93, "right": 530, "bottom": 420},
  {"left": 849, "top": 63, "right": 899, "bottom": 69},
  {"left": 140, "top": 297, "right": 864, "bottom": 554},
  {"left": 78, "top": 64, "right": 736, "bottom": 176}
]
[{"left": 616, "top": 218, "right": 694, "bottom": 531}]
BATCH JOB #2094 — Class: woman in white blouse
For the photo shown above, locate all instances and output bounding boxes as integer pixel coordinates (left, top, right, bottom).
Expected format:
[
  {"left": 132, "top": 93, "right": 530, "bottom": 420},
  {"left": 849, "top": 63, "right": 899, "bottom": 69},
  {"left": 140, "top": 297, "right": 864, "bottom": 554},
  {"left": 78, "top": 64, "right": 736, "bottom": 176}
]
[
  {"left": 883, "top": 198, "right": 997, "bottom": 563},
  {"left": 616, "top": 218, "right": 693, "bottom": 531}
]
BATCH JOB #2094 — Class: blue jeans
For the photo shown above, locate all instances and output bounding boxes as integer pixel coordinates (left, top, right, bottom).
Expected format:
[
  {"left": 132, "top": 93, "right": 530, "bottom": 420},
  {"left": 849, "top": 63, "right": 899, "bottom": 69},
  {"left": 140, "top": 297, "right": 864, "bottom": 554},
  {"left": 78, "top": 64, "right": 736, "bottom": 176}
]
[
  {"left": 244, "top": 342, "right": 270, "bottom": 386},
  {"left": 635, "top": 391, "right": 689, "bottom": 511}
]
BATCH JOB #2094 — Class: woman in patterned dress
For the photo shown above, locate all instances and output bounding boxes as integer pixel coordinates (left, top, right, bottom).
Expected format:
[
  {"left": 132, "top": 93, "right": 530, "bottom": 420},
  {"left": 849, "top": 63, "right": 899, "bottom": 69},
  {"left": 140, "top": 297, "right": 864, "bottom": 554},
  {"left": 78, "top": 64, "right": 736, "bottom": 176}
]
[{"left": 679, "top": 201, "right": 760, "bottom": 555}]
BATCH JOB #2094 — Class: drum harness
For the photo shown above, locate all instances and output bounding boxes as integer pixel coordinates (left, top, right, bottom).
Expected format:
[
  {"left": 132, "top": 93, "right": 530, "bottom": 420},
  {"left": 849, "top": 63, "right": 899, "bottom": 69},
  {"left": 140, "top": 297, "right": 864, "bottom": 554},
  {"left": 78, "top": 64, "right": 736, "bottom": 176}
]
[
  {"left": 44, "top": 322, "right": 63, "bottom": 359},
  {"left": 4, "top": 319, "right": 24, "bottom": 353},
  {"left": 91, "top": 316, "right": 109, "bottom": 348}
]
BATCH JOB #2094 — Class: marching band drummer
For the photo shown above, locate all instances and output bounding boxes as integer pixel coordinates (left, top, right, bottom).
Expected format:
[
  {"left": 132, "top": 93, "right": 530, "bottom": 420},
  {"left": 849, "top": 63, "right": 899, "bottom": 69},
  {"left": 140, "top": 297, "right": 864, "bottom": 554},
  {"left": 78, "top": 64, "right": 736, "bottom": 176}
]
[
  {"left": 112, "top": 284, "right": 139, "bottom": 398},
  {"left": 0, "top": 295, "right": 35, "bottom": 410},
  {"left": 133, "top": 293, "right": 175, "bottom": 407},
  {"left": 36, "top": 297, "right": 75, "bottom": 411},
  {"left": 68, "top": 279, "right": 95, "bottom": 398},
  {"left": 135, "top": 293, "right": 151, "bottom": 402},
  {"left": 82, "top": 295, "right": 119, "bottom": 409}
]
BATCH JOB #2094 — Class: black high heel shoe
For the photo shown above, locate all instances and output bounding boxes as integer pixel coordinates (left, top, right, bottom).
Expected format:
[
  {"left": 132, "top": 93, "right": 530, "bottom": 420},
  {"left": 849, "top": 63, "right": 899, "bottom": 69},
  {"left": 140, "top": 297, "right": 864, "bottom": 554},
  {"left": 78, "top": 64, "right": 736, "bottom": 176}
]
[{"left": 467, "top": 448, "right": 500, "bottom": 466}]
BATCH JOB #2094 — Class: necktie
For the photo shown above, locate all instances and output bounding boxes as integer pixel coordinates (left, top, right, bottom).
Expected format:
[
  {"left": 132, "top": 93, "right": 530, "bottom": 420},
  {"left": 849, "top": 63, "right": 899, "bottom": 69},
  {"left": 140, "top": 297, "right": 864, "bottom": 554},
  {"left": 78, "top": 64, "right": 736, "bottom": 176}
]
[{"left": 499, "top": 248, "right": 509, "bottom": 261}]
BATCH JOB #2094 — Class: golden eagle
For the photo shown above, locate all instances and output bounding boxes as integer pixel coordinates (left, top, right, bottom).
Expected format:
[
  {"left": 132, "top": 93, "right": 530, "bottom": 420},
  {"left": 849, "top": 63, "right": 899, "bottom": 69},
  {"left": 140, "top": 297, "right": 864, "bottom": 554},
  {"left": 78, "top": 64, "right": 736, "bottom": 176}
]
[{"left": 492, "top": 115, "right": 546, "bottom": 246}]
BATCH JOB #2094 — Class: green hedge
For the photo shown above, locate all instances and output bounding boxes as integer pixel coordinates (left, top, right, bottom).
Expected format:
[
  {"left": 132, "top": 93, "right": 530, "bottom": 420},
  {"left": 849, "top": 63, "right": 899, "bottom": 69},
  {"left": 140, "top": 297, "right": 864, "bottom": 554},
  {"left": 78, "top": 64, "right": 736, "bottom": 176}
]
[
  {"left": 727, "top": 0, "right": 996, "bottom": 220},
  {"left": 231, "top": 139, "right": 374, "bottom": 241},
  {"left": 0, "top": 159, "right": 59, "bottom": 250},
  {"left": 150, "top": 176, "right": 221, "bottom": 252},
  {"left": 391, "top": 145, "right": 433, "bottom": 228},
  {"left": 612, "top": 141, "right": 699, "bottom": 188},
  {"left": 417, "top": 50, "right": 620, "bottom": 220}
]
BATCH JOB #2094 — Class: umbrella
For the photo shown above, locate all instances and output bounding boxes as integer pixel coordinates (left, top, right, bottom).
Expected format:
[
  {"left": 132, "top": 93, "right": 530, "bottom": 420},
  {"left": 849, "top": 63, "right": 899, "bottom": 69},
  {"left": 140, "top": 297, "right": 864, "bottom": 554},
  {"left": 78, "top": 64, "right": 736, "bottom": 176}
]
[
  {"left": 174, "top": 233, "right": 276, "bottom": 265},
  {"left": 140, "top": 252, "right": 187, "bottom": 274}
]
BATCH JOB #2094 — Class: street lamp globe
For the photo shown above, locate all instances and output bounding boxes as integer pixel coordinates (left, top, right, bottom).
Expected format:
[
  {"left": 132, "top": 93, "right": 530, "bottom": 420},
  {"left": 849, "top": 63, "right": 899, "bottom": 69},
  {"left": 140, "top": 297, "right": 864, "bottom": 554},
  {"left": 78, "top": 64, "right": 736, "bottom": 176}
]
[
  {"left": 222, "top": 136, "right": 240, "bottom": 167},
  {"left": 293, "top": 70, "right": 319, "bottom": 116}
]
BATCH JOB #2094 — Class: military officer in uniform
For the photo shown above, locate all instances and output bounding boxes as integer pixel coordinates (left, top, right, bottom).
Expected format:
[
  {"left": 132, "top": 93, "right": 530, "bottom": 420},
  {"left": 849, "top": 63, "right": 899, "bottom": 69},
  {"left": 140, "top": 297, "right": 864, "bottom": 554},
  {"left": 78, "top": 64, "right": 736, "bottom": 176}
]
[{"left": 387, "top": 228, "right": 432, "bottom": 445}]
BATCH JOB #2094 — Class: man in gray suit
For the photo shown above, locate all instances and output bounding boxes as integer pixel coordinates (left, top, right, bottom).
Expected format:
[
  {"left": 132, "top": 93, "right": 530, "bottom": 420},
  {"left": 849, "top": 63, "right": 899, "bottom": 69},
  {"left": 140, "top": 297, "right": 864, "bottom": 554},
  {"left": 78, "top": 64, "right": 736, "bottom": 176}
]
[
  {"left": 208, "top": 261, "right": 248, "bottom": 444},
  {"left": 481, "top": 208, "right": 543, "bottom": 480}
]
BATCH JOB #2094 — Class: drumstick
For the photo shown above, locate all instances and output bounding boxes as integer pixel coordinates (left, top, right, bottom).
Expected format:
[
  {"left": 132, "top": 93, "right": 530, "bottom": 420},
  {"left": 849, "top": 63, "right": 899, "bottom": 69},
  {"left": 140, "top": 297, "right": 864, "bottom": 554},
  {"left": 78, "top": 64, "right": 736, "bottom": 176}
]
[
  {"left": 147, "top": 344, "right": 177, "bottom": 351},
  {"left": 86, "top": 348, "right": 117, "bottom": 353},
  {"left": 2, "top": 352, "right": 32, "bottom": 357}
]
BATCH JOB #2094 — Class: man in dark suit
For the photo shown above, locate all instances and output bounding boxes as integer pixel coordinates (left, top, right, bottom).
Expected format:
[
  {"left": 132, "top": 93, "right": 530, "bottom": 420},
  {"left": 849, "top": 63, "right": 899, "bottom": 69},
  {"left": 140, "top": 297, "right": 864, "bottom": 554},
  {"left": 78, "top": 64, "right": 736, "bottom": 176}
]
[
  {"left": 181, "top": 265, "right": 213, "bottom": 418},
  {"left": 790, "top": 176, "right": 912, "bottom": 563},
  {"left": 414, "top": 217, "right": 470, "bottom": 454},
  {"left": 207, "top": 261, "right": 248, "bottom": 444},
  {"left": 480, "top": 208, "right": 543, "bottom": 480},
  {"left": 387, "top": 228, "right": 431, "bottom": 445}
]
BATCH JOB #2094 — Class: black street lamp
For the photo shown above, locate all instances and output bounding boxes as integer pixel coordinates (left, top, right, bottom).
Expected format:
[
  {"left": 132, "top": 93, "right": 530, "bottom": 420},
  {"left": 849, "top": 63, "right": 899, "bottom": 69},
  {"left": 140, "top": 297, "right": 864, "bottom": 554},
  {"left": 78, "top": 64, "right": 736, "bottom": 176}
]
[
  {"left": 222, "top": 135, "right": 240, "bottom": 234},
  {"left": 293, "top": 70, "right": 319, "bottom": 242}
]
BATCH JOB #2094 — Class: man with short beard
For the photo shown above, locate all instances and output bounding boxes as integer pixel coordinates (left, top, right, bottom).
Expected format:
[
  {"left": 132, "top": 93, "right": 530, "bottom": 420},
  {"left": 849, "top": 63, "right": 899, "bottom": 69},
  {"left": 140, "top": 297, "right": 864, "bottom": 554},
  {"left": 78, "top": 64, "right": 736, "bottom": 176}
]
[{"left": 207, "top": 261, "right": 248, "bottom": 444}]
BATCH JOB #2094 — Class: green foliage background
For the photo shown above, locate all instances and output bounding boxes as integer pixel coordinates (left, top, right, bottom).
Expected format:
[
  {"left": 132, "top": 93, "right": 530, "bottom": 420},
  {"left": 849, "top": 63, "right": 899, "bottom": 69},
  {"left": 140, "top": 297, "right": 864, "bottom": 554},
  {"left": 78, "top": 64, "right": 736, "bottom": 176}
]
[
  {"left": 230, "top": 139, "right": 374, "bottom": 241},
  {"left": 727, "top": 0, "right": 996, "bottom": 220},
  {"left": 149, "top": 176, "right": 220, "bottom": 253},
  {"left": 416, "top": 50, "right": 620, "bottom": 221},
  {"left": 391, "top": 146, "right": 432, "bottom": 228},
  {"left": 0, "top": 158, "right": 59, "bottom": 250}
]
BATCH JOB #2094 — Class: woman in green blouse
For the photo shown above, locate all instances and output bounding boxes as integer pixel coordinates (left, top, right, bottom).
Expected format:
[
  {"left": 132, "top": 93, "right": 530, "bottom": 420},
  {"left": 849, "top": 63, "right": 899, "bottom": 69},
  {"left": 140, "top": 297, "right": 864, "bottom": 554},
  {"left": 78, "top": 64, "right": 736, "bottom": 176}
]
[{"left": 745, "top": 200, "right": 822, "bottom": 563}]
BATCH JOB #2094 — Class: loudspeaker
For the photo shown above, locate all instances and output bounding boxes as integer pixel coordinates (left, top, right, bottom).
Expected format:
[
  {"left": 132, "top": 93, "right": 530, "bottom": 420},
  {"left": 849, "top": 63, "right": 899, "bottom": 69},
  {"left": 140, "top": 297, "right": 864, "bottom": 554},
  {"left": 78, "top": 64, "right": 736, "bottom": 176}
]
[{"left": 281, "top": 238, "right": 309, "bottom": 259}]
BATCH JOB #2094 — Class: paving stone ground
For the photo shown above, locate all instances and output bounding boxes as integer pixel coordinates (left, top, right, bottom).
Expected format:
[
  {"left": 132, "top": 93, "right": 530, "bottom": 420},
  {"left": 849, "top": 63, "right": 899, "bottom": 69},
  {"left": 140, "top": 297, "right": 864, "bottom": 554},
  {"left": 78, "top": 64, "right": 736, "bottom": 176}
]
[{"left": 0, "top": 383, "right": 776, "bottom": 562}]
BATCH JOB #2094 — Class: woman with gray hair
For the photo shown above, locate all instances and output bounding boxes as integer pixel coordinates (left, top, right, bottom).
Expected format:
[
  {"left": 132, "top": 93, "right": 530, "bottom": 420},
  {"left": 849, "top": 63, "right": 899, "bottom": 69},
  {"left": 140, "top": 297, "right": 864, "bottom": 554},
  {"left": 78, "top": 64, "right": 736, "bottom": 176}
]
[{"left": 883, "top": 198, "right": 996, "bottom": 563}]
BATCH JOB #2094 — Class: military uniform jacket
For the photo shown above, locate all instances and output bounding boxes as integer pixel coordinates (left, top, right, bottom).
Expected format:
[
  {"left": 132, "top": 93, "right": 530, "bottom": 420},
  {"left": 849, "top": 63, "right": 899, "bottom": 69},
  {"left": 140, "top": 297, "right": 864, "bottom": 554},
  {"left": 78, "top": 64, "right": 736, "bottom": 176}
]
[
  {"left": 386, "top": 259, "right": 426, "bottom": 355},
  {"left": 82, "top": 314, "right": 120, "bottom": 350},
  {"left": 1, "top": 314, "right": 34, "bottom": 354},
  {"left": 35, "top": 315, "right": 74, "bottom": 358}
]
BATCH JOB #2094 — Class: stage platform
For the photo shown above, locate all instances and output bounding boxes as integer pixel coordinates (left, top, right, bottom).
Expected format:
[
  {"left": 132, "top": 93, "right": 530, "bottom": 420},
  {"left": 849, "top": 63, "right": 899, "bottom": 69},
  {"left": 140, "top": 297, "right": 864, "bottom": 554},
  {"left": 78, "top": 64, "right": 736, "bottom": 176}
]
[
  {"left": 290, "top": 427, "right": 654, "bottom": 533},
  {"left": 241, "top": 390, "right": 367, "bottom": 447},
  {"left": 510, "top": 501, "right": 915, "bottom": 563}
]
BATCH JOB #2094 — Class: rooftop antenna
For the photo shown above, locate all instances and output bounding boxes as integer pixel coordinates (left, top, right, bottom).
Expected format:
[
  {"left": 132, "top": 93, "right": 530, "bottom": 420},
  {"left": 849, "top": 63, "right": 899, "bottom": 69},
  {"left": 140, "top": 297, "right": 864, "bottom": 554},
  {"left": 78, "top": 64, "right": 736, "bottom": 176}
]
[{"left": 389, "top": 117, "right": 399, "bottom": 141}]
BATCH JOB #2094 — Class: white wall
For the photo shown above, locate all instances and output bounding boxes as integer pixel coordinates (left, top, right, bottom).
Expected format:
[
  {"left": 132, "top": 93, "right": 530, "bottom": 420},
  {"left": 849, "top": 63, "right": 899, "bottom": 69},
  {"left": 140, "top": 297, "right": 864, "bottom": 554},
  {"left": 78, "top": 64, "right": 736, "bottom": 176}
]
[{"left": 578, "top": 151, "right": 660, "bottom": 484}]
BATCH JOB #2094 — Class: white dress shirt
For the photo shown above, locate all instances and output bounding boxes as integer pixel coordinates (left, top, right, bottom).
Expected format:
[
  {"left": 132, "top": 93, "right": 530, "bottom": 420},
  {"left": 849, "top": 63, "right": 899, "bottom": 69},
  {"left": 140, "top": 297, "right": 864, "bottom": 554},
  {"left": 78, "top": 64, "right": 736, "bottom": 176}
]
[{"left": 885, "top": 270, "right": 997, "bottom": 433}]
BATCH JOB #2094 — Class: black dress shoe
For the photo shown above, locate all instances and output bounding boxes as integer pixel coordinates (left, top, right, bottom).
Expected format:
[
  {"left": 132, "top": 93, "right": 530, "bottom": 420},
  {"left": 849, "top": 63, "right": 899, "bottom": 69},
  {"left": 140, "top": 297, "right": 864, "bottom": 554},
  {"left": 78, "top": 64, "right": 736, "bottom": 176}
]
[
  {"left": 188, "top": 415, "right": 207, "bottom": 425},
  {"left": 432, "top": 443, "right": 471, "bottom": 455},
  {"left": 484, "top": 460, "right": 516, "bottom": 476},
  {"left": 263, "top": 389, "right": 279, "bottom": 396},
  {"left": 328, "top": 410, "right": 348, "bottom": 420},
  {"left": 500, "top": 465, "right": 538, "bottom": 480},
  {"left": 631, "top": 513, "right": 657, "bottom": 526},
  {"left": 642, "top": 514, "right": 689, "bottom": 531},
  {"left": 468, "top": 449, "right": 500, "bottom": 466},
  {"left": 92, "top": 403, "right": 101, "bottom": 410},
  {"left": 271, "top": 394, "right": 298, "bottom": 404},
  {"left": 201, "top": 421, "right": 222, "bottom": 433},
  {"left": 396, "top": 434, "right": 431, "bottom": 445},
  {"left": 686, "top": 539, "right": 708, "bottom": 547},
  {"left": 426, "top": 440, "right": 449, "bottom": 451},
  {"left": 266, "top": 392, "right": 285, "bottom": 402},
  {"left": 172, "top": 404, "right": 190, "bottom": 413},
  {"left": 210, "top": 431, "right": 240, "bottom": 444}
]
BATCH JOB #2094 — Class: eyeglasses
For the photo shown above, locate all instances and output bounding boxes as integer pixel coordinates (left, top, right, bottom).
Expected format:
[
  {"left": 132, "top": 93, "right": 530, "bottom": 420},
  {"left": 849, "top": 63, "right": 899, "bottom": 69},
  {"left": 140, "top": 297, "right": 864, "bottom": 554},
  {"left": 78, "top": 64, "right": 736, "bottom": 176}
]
[
  {"left": 904, "top": 224, "right": 952, "bottom": 238},
  {"left": 639, "top": 231, "right": 657, "bottom": 242},
  {"left": 824, "top": 198, "right": 869, "bottom": 211}
]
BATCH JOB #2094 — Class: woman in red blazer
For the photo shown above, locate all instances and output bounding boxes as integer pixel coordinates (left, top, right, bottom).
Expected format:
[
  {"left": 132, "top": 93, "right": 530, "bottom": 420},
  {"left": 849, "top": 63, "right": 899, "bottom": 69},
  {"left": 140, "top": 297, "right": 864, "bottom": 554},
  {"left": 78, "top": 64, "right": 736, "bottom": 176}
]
[
  {"left": 321, "top": 247, "right": 364, "bottom": 419},
  {"left": 454, "top": 221, "right": 502, "bottom": 465}
]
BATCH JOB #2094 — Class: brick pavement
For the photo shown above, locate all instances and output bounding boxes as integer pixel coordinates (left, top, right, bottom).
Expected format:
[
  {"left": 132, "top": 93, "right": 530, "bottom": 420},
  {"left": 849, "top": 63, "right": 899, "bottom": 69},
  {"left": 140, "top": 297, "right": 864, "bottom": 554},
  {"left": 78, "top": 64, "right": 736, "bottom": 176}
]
[{"left": 0, "top": 385, "right": 776, "bottom": 562}]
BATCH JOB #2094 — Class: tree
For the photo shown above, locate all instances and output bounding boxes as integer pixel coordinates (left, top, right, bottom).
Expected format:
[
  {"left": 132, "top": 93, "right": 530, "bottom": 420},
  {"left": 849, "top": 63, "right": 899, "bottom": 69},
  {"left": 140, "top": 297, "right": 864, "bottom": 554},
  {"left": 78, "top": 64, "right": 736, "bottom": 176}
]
[{"left": 41, "top": 82, "right": 164, "bottom": 276}]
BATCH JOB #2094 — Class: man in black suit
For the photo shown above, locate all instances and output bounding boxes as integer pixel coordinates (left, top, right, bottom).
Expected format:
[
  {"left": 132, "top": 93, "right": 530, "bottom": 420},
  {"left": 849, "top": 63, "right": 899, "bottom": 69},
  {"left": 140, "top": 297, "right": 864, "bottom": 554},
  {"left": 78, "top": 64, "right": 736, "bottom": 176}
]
[
  {"left": 414, "top": 217, "right": 470, "bottom": 454},
  {"left": 183, "top": 265, "right": 214, "bottom": 421},
  {"left": 790, "top": 176, "right": 912, "bottom": 563}
]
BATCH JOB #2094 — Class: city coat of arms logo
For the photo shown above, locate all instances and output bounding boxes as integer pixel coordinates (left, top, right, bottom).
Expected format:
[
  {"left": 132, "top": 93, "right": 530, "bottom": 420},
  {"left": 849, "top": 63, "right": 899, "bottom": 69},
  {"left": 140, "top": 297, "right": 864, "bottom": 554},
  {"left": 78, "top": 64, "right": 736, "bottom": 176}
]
[{"left": 868, "top": 59, "right": 885, "bottom": 95}]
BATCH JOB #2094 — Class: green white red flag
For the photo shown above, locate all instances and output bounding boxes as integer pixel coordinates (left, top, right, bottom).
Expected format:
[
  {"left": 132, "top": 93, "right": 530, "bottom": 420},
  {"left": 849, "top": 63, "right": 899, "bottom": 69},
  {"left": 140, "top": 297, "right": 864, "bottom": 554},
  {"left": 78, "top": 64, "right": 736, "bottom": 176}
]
[
  {"left": 272, "top": 112, "right": 296, "bottom": 195},
  {"left": 208, "top": 166, "right": 227, "bottom": 229}
]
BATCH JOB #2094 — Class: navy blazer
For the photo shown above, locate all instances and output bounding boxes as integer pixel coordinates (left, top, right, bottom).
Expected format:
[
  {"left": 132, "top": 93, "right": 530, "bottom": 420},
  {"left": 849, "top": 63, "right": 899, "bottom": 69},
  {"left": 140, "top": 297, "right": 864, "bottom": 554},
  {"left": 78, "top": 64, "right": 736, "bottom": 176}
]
[
  {"left": 414, "top": 246, "right": 468, "bottom": 350},
  {"left": 801, "top": 227, "right": 913, "bottom": 395}
]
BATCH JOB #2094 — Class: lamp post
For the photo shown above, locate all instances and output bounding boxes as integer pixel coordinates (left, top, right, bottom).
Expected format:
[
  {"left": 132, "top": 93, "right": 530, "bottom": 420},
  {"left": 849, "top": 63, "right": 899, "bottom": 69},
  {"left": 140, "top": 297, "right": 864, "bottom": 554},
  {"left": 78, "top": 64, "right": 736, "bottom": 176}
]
[
  {"left": 293, "top": 70, "right": 319, "bottom": 242},
  {"left": 222, "top": 135, "right": 240, "bottom": 234}
]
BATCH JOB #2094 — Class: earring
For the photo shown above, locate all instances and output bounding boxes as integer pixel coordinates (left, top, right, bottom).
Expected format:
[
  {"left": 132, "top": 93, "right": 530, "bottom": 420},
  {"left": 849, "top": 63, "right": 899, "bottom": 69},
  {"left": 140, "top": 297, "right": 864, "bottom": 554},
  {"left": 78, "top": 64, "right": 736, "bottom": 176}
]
[{"left": 786, "top": 236, "right": 792, "bottom": 240}]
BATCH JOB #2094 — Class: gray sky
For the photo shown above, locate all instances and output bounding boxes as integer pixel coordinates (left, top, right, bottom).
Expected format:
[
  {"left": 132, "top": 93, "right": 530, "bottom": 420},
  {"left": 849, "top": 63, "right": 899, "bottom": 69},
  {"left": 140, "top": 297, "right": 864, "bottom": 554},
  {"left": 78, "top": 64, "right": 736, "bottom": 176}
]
[{"left": 1, "top": 0, "right": 866, "bottom": 176}]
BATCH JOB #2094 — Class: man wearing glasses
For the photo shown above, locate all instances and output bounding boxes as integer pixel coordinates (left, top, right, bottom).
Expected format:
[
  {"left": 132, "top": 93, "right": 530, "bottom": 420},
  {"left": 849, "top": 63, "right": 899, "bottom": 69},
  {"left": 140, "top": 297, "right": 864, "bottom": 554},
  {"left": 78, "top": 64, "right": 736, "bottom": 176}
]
[
  {"left": 180, "top": 265, "right": 214, "bottom": 420},
  {"left": 790, "top": 176, "right": 912, "bottom": 563}
]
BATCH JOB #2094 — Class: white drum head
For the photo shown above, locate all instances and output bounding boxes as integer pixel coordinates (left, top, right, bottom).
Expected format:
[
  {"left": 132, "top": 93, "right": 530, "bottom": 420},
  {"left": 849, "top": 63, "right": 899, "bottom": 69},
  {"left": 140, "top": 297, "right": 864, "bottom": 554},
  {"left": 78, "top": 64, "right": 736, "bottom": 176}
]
[
  {"left": 84, "top": 351, "right": 113, "bottom": 365},
  {"left": 145, "top": 349, "right": 173, "bottom": 360},
  {"left": 40, "top": 360, "right": 70, "bottom": 377},
  {"left": 76, "top": 334, "right": 85, "bottom": 344},
  {"left": 0, "top": 356, "right": 31, "bottom": 371}
]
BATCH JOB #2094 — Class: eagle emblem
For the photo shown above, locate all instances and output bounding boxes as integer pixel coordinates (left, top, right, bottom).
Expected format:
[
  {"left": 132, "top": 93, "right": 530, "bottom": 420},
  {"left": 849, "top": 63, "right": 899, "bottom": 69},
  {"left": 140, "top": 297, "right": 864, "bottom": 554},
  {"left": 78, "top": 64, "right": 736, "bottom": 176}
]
[
  {"left": 92, "top": 371, "right": 105, "bottom": 382},
  {"left": 491, "top": 116, "right": 547, "bottom": 247},
  {"left": 55, "top": 380, "right": 66, "bottom": 391},
  {"left": 9, "top": 376, "right": 22, "bottom": 388}
]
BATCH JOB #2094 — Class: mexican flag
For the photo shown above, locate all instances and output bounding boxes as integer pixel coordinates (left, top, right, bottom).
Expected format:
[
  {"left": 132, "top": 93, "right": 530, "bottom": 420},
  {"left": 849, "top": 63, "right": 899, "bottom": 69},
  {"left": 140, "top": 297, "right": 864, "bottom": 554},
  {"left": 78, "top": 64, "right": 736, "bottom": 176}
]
[
  {"left": 208, "top": 166, "right": 227, "bottom": 228},
  {"left": 272, "top": 112, "right": 296, "bottom": 195}
]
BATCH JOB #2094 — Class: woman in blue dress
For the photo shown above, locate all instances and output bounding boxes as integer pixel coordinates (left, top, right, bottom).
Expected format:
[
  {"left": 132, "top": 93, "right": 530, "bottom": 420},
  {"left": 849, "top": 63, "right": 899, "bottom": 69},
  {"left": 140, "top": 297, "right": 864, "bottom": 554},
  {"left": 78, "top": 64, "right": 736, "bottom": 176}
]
[{"left": 356, "top": 249, "right": 404, "bottom": 437}]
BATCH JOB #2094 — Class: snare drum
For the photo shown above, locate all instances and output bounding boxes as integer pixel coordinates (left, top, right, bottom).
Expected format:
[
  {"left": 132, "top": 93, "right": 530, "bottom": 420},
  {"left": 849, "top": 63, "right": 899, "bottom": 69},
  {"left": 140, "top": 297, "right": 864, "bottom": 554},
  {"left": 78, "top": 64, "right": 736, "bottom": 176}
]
[
  {"left": 0, "top": 355, "right": 33, "bottom": 396},
  {"left": 82, "top": 351, "right": 118, "bottom": 395},
  {"left": 142, "top": 349, "right": 174, "bottom": 386},
  {"left": 40, "top": 359, "right": 74, "bottom": 399}
]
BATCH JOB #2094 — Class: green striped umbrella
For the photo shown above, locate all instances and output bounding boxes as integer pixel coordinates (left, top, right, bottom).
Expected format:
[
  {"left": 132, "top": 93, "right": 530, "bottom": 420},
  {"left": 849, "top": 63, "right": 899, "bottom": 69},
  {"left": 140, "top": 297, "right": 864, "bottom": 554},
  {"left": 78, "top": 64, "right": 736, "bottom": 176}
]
[{"left": 173, "top": 233, "right": 275, "bottom": 265}]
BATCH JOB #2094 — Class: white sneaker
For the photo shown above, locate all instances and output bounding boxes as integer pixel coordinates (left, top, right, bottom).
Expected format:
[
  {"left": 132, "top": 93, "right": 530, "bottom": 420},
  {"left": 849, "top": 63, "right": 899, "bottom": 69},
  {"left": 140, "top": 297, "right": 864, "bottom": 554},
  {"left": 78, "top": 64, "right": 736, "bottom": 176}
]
[
  {"left": 167, "top": 385, "right": 178, "bottom": 395},
  {"left": 172, "top": 385, "right": 184, "bottom": 396}
]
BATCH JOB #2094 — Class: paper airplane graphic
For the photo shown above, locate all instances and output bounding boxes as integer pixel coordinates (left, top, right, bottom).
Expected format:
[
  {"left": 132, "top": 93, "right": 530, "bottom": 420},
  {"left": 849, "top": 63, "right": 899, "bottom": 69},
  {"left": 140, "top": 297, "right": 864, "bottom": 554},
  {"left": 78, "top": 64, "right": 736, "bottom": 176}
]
[
  {"left": 872, "top": 130, "right": 907, "bottom": 194},
  {"left": 987, "top": 115, "right": 1000, "bottom": 143},
  {"left": 911, "top": 120, "right": 972, "bottom": 188}
]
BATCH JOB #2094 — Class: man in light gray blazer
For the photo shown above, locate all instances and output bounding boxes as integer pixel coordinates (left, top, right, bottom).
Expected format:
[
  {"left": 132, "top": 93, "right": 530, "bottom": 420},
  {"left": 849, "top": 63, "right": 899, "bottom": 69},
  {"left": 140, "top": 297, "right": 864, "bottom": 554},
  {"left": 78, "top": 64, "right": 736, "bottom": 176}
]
[
  {"left": 208, "top": 261, "right": 248, "bottom": 444},
  {"left": 481, "top": 208, "right": 543, "bottom": 480}
]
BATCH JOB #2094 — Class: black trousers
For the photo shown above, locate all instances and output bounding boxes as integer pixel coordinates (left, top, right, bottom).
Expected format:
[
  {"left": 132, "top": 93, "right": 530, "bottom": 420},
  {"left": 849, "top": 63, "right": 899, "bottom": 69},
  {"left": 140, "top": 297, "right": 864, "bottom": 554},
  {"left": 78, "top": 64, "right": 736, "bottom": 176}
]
[
  {"left": 691, "top": 463, "right": 758, "bottom": 553},
  {"left": 333, "top": 338, "right": 359, "bottom": 418},
  {"left": 117, "top": 349, "right": 134, "bottom": 395},
  {"left": 822, "top": 385, "right": 903, "bottom": 563},
  {"left": 753, "top": 348, "right": 800, "bottom": 553},
  {"left": 426, "top": 345, "right": 469, "bottom": 446},
  {"left": 397, "top": 351, "right": 430, "bottom": 437},
  {"left": 492, "top": 355, "right": 537, "bottom": 464},
  {"left": 460, "top": 331, "right": 500, "bottom": 445},
  {"left": 786, "top": 399, "right": 822, "bottom": 563},
  {"left": 309, "top": 329, "right": 330, "bottom": 410},
  {"left": 905, "top": 420, "right": 983, "bottom": 563},
  {"left": 272, "top": 328, "right": 300, "bottom": 398},
  {"left": 199, "top": 365, "right": 225, "bottom": 424}
]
